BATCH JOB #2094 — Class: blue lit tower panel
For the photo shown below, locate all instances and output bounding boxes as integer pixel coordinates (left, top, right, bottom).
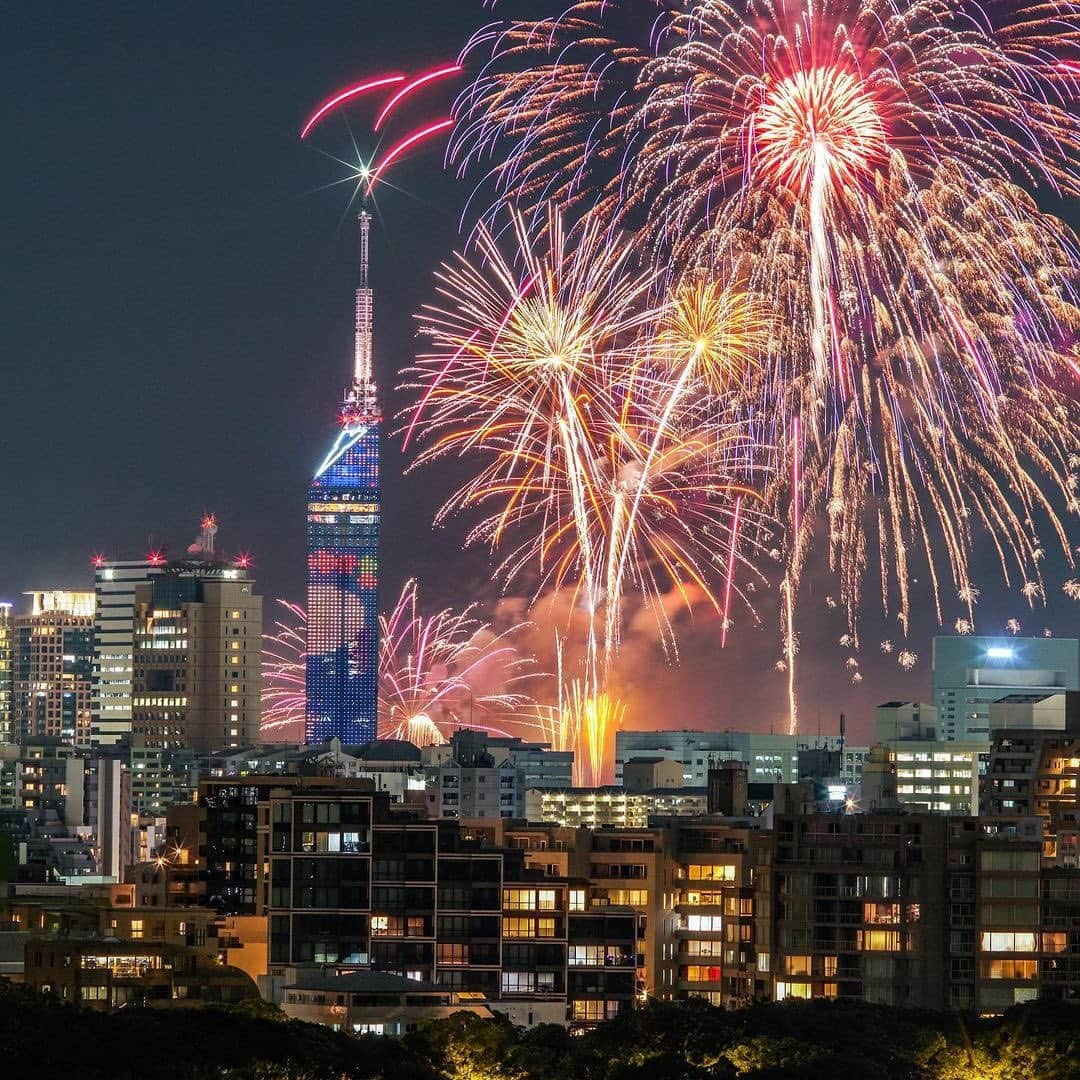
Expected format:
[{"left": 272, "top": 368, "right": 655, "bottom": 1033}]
[{"left": 305, "top": 211, "right": 381, "bottom": 744}]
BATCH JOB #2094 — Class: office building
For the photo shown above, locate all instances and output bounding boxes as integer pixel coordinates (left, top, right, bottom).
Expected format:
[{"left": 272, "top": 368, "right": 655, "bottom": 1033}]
[
  {"left": 423, "top": 729, "right": 573, "bottom": 819},
  {"left": 933, "top": 635, "right": 1080, "bottom": 741},
  {"left": 306, "top": 212, "right": 381, "bottom": 745},
  {"left": 12, "top": 591, "right": 94, "bottom": 743},
  {"left": 875, "top": 701, "right": 938, "bottom": 742},
  {"left": 90, "top": 557, "right": 163, "bottom": 746},
  {"left": 131, "top": 560, "right": 261, "bottom": 751},
  {"left": 615, "top": 729, "right": 842, "bottom": 786},
  {"left": 883, "top": 741, "right": 983, "bottom": 815},
  {"left": 989, "top": 691, "right": 1080, "bottom": 732},
  {"left": 0, "top": 602, "right": 12, "bottom": 742}
]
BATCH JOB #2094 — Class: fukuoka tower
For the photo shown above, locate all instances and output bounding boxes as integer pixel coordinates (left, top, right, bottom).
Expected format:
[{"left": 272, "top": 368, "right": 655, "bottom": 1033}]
[{"left": 305, "top": 211, "right": 380, "bottom": 744}]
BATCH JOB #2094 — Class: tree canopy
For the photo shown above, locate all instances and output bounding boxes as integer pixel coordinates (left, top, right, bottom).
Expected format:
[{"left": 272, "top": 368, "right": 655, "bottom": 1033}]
[{"left": 2, "top": 982, "right": 1078, "bottom": 1079}]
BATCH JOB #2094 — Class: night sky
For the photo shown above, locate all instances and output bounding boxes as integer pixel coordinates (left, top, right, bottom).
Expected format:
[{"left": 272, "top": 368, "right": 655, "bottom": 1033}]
[{"left": 3, "top": 2, "right": 1076, "bottom": 743}]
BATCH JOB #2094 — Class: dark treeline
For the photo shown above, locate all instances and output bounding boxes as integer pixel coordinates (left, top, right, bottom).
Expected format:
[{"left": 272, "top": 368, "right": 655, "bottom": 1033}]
[{"left": 2, "top": 985, "right": 1078, "bottom": 1079}]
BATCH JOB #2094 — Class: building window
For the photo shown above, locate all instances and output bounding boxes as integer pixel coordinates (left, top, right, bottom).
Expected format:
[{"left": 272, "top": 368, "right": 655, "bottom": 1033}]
[
  {"left": 783, "top": 955, "right": 811, "bottom": 976},
  {"left": 685, "top": 915, "right": 723, "bottom": 933},
  {"left": 863, "top": 902, "right": 901, "bottom": 925},
  {"left": 980, "top": 932, "right": 1037, "bottom": 953},
  {"left": 981, "top": 959, "right": 1038, "bottom": 980},
  {"left": 686, "top": 864, "right": 735, "bottom": 882},
  {"left": 569, "top": 889, "right": 586, "bottom": 912},
  {"left": 503, "top": 888, "right": 536, "bottom": 911},
  {"left": 571, "top": 1000, "right": 619, "bottom": 1022},
  {"left": 437, "top": 943, "right": 469, "bottom": 966},
  {"left": 685, "top": 965, "right": 722, "bottom": 983},
  {"left": 858, "top": 930, "right": 901, "bottom": 951},
  {"left": 501, "top": 972, "right": 535, "bottom": 993},
  {"left": 130, "top": 920, "right": 144, "bottom": 940},
  {"left": 775, "top": 982, "right": 812, "bottom": 1001},
  {"left": 502, "top": 917, "right": 535, "bottom": 938}
]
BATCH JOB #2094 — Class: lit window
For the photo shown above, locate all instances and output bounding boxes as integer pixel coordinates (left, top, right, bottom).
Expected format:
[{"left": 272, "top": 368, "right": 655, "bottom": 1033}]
[
  {"left": 864, "top": 902, "right": 901, "bottom": 925},
  {"left": 686, "top": 864, "right": 735, "bottom": 882},
  {"left": 980, "top": 932, "right": 1037, "bottom": 953},
  {"left": 685, "top": 965, "right": 722, "bottom": 983},
  {"left": 775, "top": 981, "right": 812, "bottom": 1001},
  {"left": 784, "top": 955, "right": 811, "bottom": 976},
  {"left": 858, "top": 930, "right": 901, "bottom": 951},
  {"left": 981, "top": 958, "right": 1038, "bottom": 980}
]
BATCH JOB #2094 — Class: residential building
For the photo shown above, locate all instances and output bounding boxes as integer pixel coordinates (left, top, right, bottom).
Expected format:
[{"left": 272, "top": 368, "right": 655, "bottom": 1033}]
[
  {"left": 524, "top": 786, "right": 708, "bottom": 828},
  {"left": 129, "top": 739, "right": 199, "bottom": 816},
  {"left": 131, "top": 559, "right": 261, "bottom": 751},
  {"left": 933, "top": 635, "right": 1080, "bottom": 741},
  {"left": 982, "top": 714, "right": 1080, "bottom": 867},
  {"left": 189, "top": 777, "right": 636, "bottom": 1029},
  {"left": 614, "top": 730, "right": 843, "bottom": 786},
  {"left": 754, "top": 810, "right": 1048, "bottom": 1012},
  {"left": 12, "top": 591, "right": 94, "bottom": 743},
  {"left": 90, "top": 558, "right": 163, "bottom": 746},
  {"left": 24, "top": 937, "right": 257, "bottom": 1010},
  {"left": 280, "top": 970, "right": 495, "bottom": 1033},
  {"left": 424, "top": 729, "right": 573, "bottom": 819},
  {"left": 306, "top": 212, "right": 380, "bottom": 745}
]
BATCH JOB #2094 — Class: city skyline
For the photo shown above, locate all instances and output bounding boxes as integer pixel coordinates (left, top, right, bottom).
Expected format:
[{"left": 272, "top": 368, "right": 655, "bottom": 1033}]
[{"left": 2, "top": 2, "right": 1077, "bottom": 740}]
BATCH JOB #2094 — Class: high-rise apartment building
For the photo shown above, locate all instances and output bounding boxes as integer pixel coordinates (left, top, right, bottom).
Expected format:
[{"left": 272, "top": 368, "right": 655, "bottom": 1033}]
[
  {"left": 0, "top": 602, "right": 12, "bottom": 742},
  {"left": 192, "top": 778, "right": 637, "bottom": 1029},
  {"left": 306, "top": 212, "right": 381, "bottom": 746},
  {"left": 933, "top": 635, "right": 1080, "bottom": 741},
  {"left": 12, "top": 591, "right": 95, "bottom": 743},
  {"left": 91, "top": 558, "right": 164, "bottom": 746},
  {"left": 131, "top": 561, "right": 261, "bottom": 751}
]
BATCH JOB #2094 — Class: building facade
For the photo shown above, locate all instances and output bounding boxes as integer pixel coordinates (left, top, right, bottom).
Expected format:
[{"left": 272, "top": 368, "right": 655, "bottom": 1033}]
[
  {"left": 933, "top": 635, "right": 1080, "bottom": 741},
  {"left": 423, "top": 730, "right": 573, "bottom": 820},
  {"left": 615, "top": 730, "right": 843, "bottom": 786},
  {"left": 90, "top": 558, "right": 163, "bottom": 746},
  {"left": 12, "top": 591, "right": 94, "bottom": 744},
  {"left": 192, "top": 778, "right": 637, "bottom": 1028},
  {"left": 131, "top": 562, "right": 261, "bottom": 751},
  {"left": 0, "top": 602, "right": 12, "bottom": 743},
  {"left": 305, "top": 212, "right": 381, "bottom": 746}
]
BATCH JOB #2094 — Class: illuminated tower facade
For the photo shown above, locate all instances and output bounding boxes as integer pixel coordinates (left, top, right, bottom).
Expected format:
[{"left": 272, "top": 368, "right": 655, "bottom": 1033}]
[{"left": 305, "top": 211, "right": 380, "bottom": 744}]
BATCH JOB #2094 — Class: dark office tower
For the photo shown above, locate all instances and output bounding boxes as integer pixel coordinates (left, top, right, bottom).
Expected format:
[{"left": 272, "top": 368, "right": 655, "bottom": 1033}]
[
  {"left": 306, "top": 211, "right": 380, "bottom": 745},
  {"left": 12, "top": 591, "right": 95, "bottom": 743}
]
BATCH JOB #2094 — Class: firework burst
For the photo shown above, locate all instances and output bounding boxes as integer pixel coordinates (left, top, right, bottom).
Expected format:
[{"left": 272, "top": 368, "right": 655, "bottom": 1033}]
[
  {"left": 448, "top": 0, "right": 1080, "bottom": 732},
  {"left": 404, "top": 204, "right": 770, "bottom": 671},
  {"left": 261, "top": 584, "right": 538, "bottom": 745}
]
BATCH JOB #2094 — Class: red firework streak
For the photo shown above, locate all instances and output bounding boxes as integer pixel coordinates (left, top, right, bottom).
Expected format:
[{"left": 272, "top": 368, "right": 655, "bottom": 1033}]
[{"left": 301, "top": 64, "right": 463, "bottom": 193}]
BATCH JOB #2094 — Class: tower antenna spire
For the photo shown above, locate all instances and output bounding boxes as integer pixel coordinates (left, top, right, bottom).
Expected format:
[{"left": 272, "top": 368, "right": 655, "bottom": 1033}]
[{"left": 353, "top": 205, "right": 374, "bottom": 391}]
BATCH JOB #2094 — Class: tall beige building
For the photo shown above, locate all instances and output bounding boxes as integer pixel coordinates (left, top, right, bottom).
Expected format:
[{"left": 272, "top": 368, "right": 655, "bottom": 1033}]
[{"left": 131, "top": 562, "right": 261, "bottom": 751}]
